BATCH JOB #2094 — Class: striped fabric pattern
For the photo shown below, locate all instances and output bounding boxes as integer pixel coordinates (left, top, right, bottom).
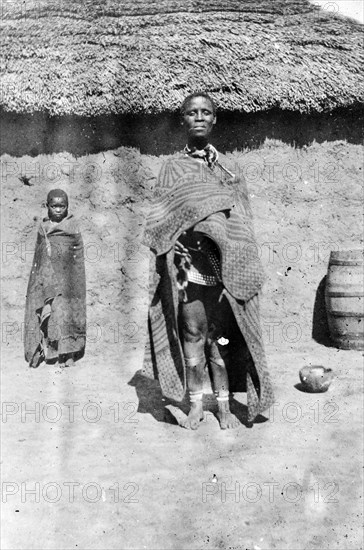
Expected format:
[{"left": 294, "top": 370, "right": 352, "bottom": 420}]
[{"left": 143, "top": 155, "right": 265, "bottom": 301}]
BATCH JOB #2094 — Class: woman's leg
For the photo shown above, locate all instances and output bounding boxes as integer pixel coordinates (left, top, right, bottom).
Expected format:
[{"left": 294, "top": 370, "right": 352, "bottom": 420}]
[
  {"left": 206, "top": 290, "right": 240, "bottom": 429},
  {"left": 179, "top": 284, "right": 208, "bottom": 429}
]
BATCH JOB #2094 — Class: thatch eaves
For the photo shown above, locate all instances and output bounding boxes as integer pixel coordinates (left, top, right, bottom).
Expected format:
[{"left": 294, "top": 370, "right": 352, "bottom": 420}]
[{"left": 1, "top": 0, "right": 363, "bottom": 116}]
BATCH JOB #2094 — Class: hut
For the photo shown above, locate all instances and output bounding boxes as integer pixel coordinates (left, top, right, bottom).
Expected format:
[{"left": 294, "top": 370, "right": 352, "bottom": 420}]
[
  {"left": 0, "top": 0, "right": 363, "bottom": 155},
  {"left": 0, "top": 0, "right": 363, "bottom": 347},
  {"left": 1, "top": 5, "right": 364, "bottom": 549}
]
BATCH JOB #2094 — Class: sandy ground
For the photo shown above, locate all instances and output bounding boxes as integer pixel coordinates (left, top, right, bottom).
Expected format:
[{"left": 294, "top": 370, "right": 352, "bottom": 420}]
[{"left": 1, "top": 140, "right": 363, "bottom": 550}]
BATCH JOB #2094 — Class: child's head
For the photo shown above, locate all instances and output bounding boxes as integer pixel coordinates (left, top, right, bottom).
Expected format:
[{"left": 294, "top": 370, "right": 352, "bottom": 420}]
[{"left": 46, "top": 189, "right": 69, "bottom": 222}]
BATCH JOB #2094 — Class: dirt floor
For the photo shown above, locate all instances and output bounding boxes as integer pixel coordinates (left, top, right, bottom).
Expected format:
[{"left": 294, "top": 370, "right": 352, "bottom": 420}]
[{"left": 1, "top": 140, "right": 363, "bottom": 550}]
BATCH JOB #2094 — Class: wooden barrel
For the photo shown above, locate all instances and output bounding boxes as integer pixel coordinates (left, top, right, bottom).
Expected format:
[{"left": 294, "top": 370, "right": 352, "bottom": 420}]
[{"left": 325, "top": 250, "right": 364, "bottom": 350}]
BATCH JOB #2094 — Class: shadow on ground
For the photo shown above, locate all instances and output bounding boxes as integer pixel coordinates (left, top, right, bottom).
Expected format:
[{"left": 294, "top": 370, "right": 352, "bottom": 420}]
[
  {"left": 128, "top": 370, "right": 268, "bottom": 429},
  {"left": 312, "top": 276, "right": 335, "bottom": 348}
]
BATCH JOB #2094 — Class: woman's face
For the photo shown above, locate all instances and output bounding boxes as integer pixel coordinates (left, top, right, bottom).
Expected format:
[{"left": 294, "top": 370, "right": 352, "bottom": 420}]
[{"left": 183, "top": 96, "right": 216, "bottom": 141}]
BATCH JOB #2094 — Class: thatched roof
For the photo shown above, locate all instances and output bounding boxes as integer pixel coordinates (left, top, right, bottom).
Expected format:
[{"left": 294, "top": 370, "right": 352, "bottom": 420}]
[{"left": 1, "top": 0, "right": 363, "bottom": 116}]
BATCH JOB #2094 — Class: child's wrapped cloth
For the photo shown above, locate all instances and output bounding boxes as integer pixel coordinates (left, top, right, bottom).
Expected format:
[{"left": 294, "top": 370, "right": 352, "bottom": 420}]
[{"left": 24, "top": 215, "right": 86, "bottom": 366}]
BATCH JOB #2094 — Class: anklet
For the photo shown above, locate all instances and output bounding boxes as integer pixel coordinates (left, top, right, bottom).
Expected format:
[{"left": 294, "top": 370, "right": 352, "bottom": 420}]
[
  {"left": 189, "top": 390, "right": 203, "bottom": 403},
  {"left": 215, "top": 390, "right": 229, "bottom": 402}
]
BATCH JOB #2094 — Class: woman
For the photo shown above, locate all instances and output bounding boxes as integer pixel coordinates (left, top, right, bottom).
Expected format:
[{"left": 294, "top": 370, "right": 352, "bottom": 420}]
[
  {"left": 142, "top": 92, "right": 274, "bottom": 429},
  {"left": 24, "top": 189, "right": 86, "bottom": 368}
]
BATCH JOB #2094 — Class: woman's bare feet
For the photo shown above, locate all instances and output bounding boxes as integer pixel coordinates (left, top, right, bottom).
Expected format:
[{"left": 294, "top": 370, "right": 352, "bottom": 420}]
[
  {"left": 216, "top": 400, "right": 240, "bottom": 429},
  {"left": 181, "top": 401, "right": 204, "bottom": 430}
]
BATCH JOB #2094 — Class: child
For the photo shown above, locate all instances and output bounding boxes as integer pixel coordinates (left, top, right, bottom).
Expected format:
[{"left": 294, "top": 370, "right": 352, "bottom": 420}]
[{"left": 24, "top": 189, "right": 86, "bottom": 368}]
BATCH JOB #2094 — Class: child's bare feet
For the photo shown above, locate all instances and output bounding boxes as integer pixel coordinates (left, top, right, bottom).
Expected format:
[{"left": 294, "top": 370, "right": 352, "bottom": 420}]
[
  {"left": 216, "top": 400, "right": 240, "bottom": 429},
  {"left": 29, "top": 347, "right": 44, "bottom": 368},
  {"left": 59, "top": 354, "right": 75, "bottom": 368},
  {"left": 181, "top": 402, "right": 204, "bottom": 430},
  {"left": 65, "top": 356, "right": 74, "bottom": 368}
]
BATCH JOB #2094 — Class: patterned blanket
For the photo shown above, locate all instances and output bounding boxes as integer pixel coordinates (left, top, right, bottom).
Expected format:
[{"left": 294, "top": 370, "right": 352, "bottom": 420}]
[
  {"left": 142, "top": 154, "right": 274, "bottom": 422},
  {"left": 24, "top": 215, "right": 86, "bottom": 363}
]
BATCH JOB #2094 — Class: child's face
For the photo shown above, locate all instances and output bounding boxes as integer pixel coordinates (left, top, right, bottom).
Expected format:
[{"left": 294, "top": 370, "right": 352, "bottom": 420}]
[{"left": 47, "top": 196, "right": 68, "bottom": 222}]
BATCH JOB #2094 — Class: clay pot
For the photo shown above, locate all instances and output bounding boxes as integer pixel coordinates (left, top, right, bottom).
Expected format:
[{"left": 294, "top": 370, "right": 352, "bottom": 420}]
[{"left": 299, "top": 366, "right": 334, "bottom": 393}]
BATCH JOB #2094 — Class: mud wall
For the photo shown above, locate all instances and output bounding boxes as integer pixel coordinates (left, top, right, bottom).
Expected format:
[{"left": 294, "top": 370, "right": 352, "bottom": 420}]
[{"left": 1, "top": 105, "right": 363, "bottom": 355}]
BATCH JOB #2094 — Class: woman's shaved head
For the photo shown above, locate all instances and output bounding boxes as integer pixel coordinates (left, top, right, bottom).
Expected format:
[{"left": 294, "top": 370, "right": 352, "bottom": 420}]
[{"left": 181, "top": 92, "right": 216, "bottom": 116}]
